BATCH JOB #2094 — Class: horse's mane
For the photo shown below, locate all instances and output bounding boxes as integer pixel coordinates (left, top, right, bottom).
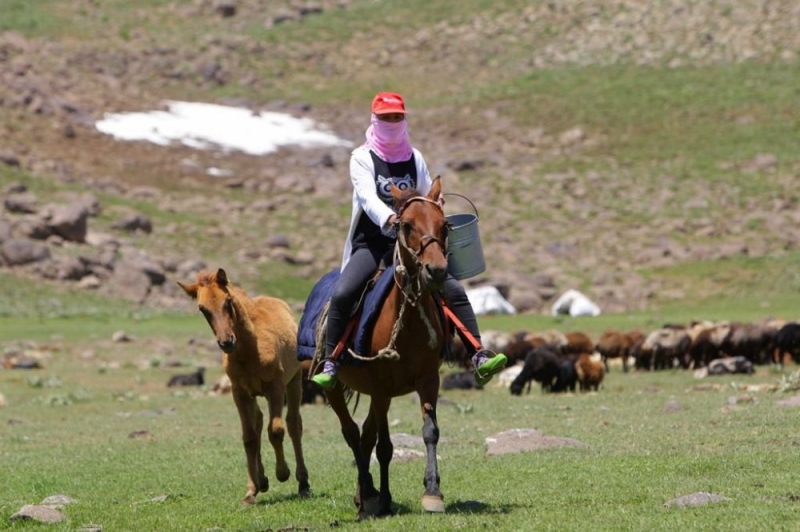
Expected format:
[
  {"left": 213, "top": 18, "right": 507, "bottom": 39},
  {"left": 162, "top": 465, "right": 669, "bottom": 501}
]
[{"left": 392, "top": 188, "right": 423, "bottom": 212}]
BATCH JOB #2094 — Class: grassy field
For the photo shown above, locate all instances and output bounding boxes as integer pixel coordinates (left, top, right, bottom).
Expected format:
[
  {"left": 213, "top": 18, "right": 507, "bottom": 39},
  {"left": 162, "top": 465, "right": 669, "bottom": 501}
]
[
  {"left": 2, "top": 1, "right": 800, "bottom": 529},
  {"left": 2, "top": 330, "right": 800, "bottom": 531}
]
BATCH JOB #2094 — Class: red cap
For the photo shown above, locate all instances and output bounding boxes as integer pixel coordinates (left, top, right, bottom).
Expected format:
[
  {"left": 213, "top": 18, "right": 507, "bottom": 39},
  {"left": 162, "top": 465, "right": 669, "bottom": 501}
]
[{"left": 371, "top": 92, "right": 406, "bottom": 115}]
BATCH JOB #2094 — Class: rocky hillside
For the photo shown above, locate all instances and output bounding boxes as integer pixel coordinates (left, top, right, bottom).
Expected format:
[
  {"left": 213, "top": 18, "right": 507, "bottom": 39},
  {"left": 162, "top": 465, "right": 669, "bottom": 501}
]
[{"left": 1, "top": 0, "right": 798, "bottom": 315}]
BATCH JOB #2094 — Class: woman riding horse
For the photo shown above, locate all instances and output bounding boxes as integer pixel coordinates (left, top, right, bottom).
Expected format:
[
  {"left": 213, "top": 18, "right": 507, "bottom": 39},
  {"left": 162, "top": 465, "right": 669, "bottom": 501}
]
[{"left": 311, "top": 91, "right": 507, "bottom": 390}]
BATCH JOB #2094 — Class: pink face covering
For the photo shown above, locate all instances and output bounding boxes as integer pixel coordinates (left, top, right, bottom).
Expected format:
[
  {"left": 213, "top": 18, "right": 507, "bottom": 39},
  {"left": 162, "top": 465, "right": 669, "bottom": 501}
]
[{"left": 364, "top": 114, "right": 413, "bottom": 163}]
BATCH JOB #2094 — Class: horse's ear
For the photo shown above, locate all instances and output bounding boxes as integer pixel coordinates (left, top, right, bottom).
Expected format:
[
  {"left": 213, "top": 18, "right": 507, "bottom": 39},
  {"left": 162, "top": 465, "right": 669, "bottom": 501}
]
[
  {"left": 390, "top": 183, "right": 403, "bottom": 202},
  {"left": 216, "top": 268, "right": 229, "bottom": 287},
  {"left": 427, "top": 175, "right": 442, "bottom": 203},
  {"left": 178, "top": 281, "right": 198, "bottom": 299}
]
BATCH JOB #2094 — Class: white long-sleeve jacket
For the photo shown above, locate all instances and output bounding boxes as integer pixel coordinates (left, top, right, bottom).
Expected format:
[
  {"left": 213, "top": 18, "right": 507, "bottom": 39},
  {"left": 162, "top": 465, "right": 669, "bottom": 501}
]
[{"left": 341, "top": 145, "right": 432, "bottom": 269}]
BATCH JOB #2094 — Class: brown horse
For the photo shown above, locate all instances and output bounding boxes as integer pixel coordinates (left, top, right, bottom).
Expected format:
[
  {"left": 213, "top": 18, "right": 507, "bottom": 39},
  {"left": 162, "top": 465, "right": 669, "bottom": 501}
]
[
  {"left": 316, "top": 176, "right": 450, "bottom": 518},
  {"left": 178, "top": 269, "right": 310, "bottom": 504}
]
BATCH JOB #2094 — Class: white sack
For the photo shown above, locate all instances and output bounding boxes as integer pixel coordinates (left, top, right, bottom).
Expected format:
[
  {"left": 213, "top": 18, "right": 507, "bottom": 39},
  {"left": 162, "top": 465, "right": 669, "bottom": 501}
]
[
  {"left": 466, "top": 286, "right": 516, "bottom": 316},
  {"left": 550, "top": 289, "right": 601, "bottom": 317}
]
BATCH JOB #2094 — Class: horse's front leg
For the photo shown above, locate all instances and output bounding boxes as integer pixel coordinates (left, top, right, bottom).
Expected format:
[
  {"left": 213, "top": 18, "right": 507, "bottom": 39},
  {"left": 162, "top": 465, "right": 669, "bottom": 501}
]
[
  {"left": 418, "top": 374, "right": 445, "bottom": 512},
  {"left": 326, "top": 390, "right": 378, "bottom": 517},
  {"left": 265, "top": 381, "right": 291, "bottom": 483},
  {"left": 232, "top": 388, "right": 267, "bottom": 504}
]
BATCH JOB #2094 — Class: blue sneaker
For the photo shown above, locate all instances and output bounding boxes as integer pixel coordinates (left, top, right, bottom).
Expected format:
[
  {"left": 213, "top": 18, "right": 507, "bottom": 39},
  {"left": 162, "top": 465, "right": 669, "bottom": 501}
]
[
  {"left": 310, "top": 360, "right": 338, "bottom": 390},
  {"left": 473, "top": 350, "right": 508, "bottom": 386}
]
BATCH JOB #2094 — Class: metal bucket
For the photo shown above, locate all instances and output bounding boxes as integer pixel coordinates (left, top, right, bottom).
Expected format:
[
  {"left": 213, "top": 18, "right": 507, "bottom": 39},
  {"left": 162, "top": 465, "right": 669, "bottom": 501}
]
[{"left": 445, "top": 193, "right": 486, "bottom": 280}]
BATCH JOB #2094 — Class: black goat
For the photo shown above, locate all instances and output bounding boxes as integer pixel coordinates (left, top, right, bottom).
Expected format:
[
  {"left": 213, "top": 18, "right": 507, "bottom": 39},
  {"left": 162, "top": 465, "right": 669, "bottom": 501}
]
[
  {"left": 509, "top": 346, "right": 561, "bottom": 395},
  {"left": 167, "top": 367, "right": 206, "bottom": 387}
]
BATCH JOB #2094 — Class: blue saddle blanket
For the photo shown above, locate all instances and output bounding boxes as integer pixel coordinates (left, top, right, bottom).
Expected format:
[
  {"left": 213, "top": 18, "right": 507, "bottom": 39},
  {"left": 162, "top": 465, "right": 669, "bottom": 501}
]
[{"left": 297, "top": 267, "right": 397, "bottom": 362}]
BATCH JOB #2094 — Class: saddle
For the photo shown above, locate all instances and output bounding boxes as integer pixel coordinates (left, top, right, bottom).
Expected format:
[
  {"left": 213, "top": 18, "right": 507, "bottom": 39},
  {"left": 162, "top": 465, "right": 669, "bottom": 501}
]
[{"left": 296, "top": 266, "right": 451, "bottom": 365}]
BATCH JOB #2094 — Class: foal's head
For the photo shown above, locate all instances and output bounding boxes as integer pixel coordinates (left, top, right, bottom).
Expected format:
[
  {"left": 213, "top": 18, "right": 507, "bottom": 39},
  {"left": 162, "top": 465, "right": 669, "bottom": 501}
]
[
  {"left": 391, "top": 176, "right": 449, "bottom": 291},
  {"left": 178, "top": 268, "right": 239, "bottom": 353}
]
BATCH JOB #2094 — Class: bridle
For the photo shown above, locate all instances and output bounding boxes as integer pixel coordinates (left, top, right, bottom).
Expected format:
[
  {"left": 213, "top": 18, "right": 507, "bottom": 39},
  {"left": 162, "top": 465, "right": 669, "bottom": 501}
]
[
  {"left": 392, "top": 195, "right": 448, "bottom": 305},
  {"left": 360, "top": 194, "right": 448, "bottom": 361}
]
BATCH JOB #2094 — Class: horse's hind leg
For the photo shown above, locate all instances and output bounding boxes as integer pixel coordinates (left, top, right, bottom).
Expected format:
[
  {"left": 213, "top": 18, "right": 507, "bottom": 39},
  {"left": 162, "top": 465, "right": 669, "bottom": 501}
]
[
  {"left": 326, "top": 390, "right": 379, "bottom": 518},
  {"left": 418, "top": 374, "right": 445, "bottom": 512},
  {"left": 285, "top": 370, "right": 310, "bottom": 497}
]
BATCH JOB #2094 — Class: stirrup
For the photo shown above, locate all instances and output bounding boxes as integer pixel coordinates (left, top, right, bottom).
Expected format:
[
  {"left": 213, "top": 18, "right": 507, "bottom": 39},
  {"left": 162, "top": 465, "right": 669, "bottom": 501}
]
[{"left": 474, "top": 353, "right": 508, "bottom": 386}]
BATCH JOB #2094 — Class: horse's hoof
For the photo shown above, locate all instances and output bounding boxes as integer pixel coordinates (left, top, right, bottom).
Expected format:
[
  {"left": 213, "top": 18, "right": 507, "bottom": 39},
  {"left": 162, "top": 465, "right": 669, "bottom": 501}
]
[
  {"left": 422, "top": 494, "right": 445, "bottom": 513},
  {"left": 276, "top": 464, "right": 291, "bottom": 482},
  {"left": 361, "top": 495, "right": 383, "bottom": 518},
  {"left": 298, "top": 481, "right": 311, "bottom": 498},
  {"left": 242, "top": 494, "right": 256, "bottom": 505}
]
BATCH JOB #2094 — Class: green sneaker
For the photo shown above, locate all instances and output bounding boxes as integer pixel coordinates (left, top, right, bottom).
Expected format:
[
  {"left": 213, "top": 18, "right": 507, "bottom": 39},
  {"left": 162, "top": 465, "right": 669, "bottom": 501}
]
[
  {"left": 310, "top": 372, "right": 337, "bottom": 391},
  {"left": 474, "top": 353, "right": 508, "bottom": 386}
]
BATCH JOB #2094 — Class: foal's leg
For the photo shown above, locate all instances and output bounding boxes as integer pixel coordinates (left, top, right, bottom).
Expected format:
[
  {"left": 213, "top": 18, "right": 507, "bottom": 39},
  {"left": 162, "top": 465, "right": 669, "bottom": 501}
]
[
  {"left": 232, "top": 388, "right": 267, "bottom": 505},
  {"left": 326, "top": 390, "right": 378, "bottom": 518},
  {"left": 417, "top": 373, "right": 445, "bottom": 512},
  {"left": 284, "top": 369, "right": 310, "bottom": 497},
  {"left": 265, "top": 381, "right": 290, "bottom": 483}
]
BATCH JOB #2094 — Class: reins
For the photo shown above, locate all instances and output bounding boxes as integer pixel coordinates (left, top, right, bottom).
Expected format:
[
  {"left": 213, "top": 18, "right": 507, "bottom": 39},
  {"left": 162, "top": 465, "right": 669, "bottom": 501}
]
[
  {"left": 342, "top": 194, "right": 446, "bottom": 363},
  {"left": 376, "top": 195, "right": 445, "bottom": 359}
]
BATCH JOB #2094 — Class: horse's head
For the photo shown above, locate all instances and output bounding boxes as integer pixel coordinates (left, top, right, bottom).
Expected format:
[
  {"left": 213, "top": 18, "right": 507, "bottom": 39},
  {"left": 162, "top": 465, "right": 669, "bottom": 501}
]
[
  {"left": 391, "top": 176, "right": 449, "bottom": 291},
  {"left": 178, "top": 268, "right": 238, "bottom": 353}
]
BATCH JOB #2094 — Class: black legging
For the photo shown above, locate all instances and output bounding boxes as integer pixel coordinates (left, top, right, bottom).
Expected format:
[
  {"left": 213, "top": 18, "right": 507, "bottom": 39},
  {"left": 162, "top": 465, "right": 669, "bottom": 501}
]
[{"left": 325, "top": 246, "right": 482, "bottom": 357}]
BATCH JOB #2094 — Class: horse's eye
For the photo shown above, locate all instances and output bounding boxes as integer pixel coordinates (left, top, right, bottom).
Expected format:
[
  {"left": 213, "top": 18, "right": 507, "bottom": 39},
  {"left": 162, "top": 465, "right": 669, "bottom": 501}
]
[{"left": 400, "top": 221, "right": 413, "bottom": 233}]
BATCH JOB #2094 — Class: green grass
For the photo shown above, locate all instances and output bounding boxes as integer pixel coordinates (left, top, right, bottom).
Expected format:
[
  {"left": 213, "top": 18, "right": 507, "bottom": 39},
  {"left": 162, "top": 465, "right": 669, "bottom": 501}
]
[
  {"left": 2, "top": 348, "right": 800, "bottom": 531},
  {"left": 2, "top": 4, "right": 800, "bottom": 526},
  {"left": 483, "top": 62, "right": 800, "bottom": 172}
]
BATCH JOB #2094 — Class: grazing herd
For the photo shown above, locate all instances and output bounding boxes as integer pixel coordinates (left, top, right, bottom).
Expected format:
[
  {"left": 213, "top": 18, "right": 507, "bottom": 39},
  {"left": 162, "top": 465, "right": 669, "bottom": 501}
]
[
  {"left": 175, "top": 268, "right": 800, "bottom": 515},
  {"left": 448, "top": 317, "right": 800, "bottom": 396}
]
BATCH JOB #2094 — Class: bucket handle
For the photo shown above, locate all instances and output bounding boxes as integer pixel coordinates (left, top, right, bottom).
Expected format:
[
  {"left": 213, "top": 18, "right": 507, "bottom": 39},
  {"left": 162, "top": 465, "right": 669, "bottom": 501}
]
[{"left": 443, "top": 192, "right": 479, "bottom": 219}]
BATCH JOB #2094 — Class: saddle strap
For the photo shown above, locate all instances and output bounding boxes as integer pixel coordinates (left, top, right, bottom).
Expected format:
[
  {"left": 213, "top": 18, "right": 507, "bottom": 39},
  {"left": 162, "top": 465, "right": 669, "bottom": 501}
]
[
  {"left": 441, "top": 302, "right": 481, "bottom": 351},
  {"left": 330, "top": 314, "right": 359, "bottom": 361}
]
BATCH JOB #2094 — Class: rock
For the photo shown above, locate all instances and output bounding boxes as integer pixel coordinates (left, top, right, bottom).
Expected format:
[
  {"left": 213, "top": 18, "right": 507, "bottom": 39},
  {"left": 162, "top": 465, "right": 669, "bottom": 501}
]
[
  {"left": 214, "top": 0, "right": 236, "bottom": 17},
  {"left": 111, "top": 212, "right": 152, "bottom": 234},
  {"left": 112, "top": 331, "right": 133, "bottom": 343},
  {"left": 44, "top": 203, "right": 89, "bottom": 242},
  {"left": 4, "top": 192, "right": 38, "bottom": 213},
  {"left": 0, "top": 151, "right": 21, "bottom": 167},
  {"left": 1, "top": 237, "right": 50, "bottom": 266},
  {"left": 40, "top": 494, "right": 78, "bottom": 507},
  {"left": 485, "top": 428, "right": 586, "bottom": 456},
  {"left": 107, "top": 260, "right": 151, "bottom": 302},
  {"left": 664, "top": 492, "right": 731, "bottom": 508},
  {"left": 9, "top": 504, "right": 67, "bottom": 523}
]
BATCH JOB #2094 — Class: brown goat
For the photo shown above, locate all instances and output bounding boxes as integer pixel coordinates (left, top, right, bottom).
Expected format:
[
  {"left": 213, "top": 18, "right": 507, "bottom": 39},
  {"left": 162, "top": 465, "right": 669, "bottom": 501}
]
[
  {"left": 595, "top": 330, "right": 633, "bottom": 372},
  {"left": 563, "top": 331, "right": 594, "bottom": 359},
  {"left": 575, "top": 353, "right": 605, "bottom": 391},
  {"left": 179, "top": 268, "right": 309, "bottom": 504}
]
